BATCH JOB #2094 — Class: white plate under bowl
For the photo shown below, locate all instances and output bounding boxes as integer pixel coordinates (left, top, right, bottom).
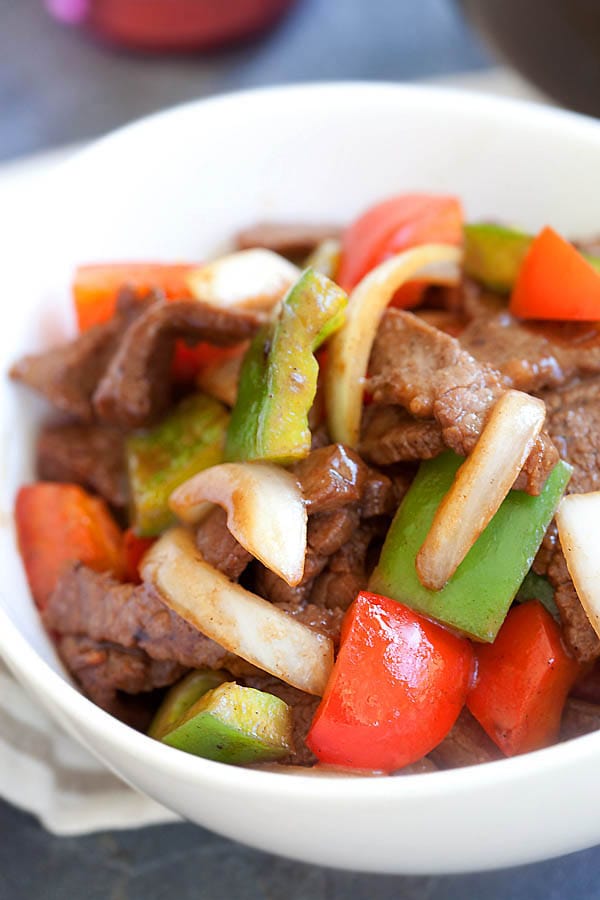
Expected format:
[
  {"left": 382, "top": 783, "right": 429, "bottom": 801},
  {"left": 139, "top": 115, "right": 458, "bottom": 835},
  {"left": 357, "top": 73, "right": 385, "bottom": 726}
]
[{"left": 1, "top": 83, "right": 600, "bottom": 875}]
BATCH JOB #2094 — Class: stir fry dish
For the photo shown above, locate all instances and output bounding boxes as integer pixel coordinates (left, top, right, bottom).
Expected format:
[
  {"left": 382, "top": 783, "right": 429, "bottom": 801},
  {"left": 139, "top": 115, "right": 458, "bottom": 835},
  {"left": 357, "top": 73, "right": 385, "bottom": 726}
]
[{"left": 10, "top": 194, "right": 600, "bottom": 774}]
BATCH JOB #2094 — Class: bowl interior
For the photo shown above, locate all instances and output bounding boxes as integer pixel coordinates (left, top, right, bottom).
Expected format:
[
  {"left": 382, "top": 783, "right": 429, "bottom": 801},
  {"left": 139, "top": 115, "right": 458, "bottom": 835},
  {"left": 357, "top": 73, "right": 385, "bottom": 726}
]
[{"left": 2, "top": 83, "right": 600, "bottom": 871}]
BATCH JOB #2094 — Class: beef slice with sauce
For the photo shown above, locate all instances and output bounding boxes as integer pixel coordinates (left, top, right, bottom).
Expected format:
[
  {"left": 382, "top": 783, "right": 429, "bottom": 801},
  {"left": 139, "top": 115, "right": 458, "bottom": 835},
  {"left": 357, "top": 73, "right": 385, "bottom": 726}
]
[
  {"left": 57, "top": 634, "right": 185, "bottom": 724},
  {"left": 10, "top": 290, "right": 152, "bottom": 422},
  {"left": 37, "top": 422, "right": 128, "bottom": 508},
  {"left": 93, "top": 299, "right": 259, "bottom": 429},
  {"left": 235, "top": 222, "right": 341, "bottom": 261},
  {"left": 360, "top": 405, "right": 446, "bottom": 466},
  {"left": 460, "top": 310, "right": 600, "bottom": 393},
  {"left": 533, "top": 378, "right": 600, "bottom": 662},
  {"left": 367, "top": 309, "right": 558, "bottom": 494},
  {"left": 44, "top": 563, "right": 256, "bottom": 675}
]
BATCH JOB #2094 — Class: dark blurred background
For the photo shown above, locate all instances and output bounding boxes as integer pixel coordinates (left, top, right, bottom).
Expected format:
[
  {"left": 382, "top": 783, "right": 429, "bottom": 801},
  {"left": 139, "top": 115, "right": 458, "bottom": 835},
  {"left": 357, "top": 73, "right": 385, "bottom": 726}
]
[{"left": 1, "top": 0, "right": 492, "bottom": 161}]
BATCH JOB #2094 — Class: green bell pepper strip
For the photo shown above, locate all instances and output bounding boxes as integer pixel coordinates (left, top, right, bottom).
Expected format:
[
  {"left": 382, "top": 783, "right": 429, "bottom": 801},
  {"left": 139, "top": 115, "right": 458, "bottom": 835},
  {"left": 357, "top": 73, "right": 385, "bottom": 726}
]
[
  {"left": 464, "top": 223, "right": 600, "bottom": 294},
  {"left": 225, "top": 268, "right": 347, "bottom": 465},
  {"left": 515, "top": 570, "right": 559, "bottom": 621},
  {"left": 159, "top": 682, "right": 293, "bottom": 764},
  {"left": 127, "top": 393, "right": 229, "bottom": 536},
  {"left": 148, "top": 670, "right": 227, "bottom": 740},
  {"left": 369, "top": 451, "right": 572, "bottom": 642}
]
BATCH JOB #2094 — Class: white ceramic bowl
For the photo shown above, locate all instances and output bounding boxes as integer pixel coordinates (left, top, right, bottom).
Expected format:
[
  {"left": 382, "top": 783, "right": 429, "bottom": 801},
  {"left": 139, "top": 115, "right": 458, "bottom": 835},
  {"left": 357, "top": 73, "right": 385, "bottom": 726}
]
[{"left": 2, "top": 83, "right": 600, "bottom": 875}]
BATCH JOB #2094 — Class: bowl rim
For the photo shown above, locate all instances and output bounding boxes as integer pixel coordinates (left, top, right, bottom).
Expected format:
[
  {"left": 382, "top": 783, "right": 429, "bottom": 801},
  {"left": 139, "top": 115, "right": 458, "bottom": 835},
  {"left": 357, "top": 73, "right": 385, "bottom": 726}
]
[{"left": 3, "top": 79, "right": 600, "bottom": 805}]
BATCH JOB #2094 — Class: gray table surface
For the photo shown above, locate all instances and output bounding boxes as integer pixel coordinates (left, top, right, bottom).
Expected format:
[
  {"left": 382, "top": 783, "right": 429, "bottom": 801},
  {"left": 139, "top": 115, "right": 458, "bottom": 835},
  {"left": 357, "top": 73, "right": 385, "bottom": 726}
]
[{"left": 2, "top": 1, "right": 600, "bottom": 897}]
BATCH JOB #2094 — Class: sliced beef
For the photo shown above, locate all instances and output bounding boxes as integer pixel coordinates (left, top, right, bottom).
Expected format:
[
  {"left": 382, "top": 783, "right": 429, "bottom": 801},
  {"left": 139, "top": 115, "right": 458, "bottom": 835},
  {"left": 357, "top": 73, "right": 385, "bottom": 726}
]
[
  {"left": 361, "top": 469, "right": 396, "bottom": 518},
  {"left": 36, "top": 423, "right": 128, "bottom": 508},
  {"left": 195, "top": 507, "right": 252, "bottom": 580},
  {"left": 428, "top": 709, "right": 502, "bottom": 769},
  {"left": 307, "top": 506, "right": 360, "bottom": 557},
  {"left": 460, "top": 311, "right": 600, "bottom": 393},
  {"left": 58, "top": 634, "right": 184, "bottom": 710},
  {"left": 242, "top": 673, "right": 321, "bottom": 766},
  {"left": 546, "top": 550, "right": 600, "bottom": 664},
  {"left": 544, "top": 379, "right": 600, "bottom": 494},
  {"left": 309, "top": 573, "right": 365, "bottom": 616},
  {"left": 534, "top": 378, "right": 600, "bottom": 662},
  {"left": 560, "top": 698, "right": 600, "bottom": 742},
  {"left": 306, "top": 522, "right": 381, "bottom": 633},
  {"left": 293, "top": 443, "right": 368, "bottom": 513},
  {"left": 254, "top": 567, "right": 313, "bottom": 607},
  {"left": 360, "top": 405, "right": 445, "bottom": 466},
  {"left": 10, "top": 290, "right": 148, "bottom": 422},
  {"left": 235, "top": 222, "right": 341, "bottom": 260},
  {"left": 310, "top": 424, "right": 331, "bottom": 451},
  {"left": 396, "top": 758, "right": 439, "bottom": 774},
  {"left": 273, "top": 600, "right": 346, "bottom": 646},
  {"left": 368, "top": 310, "right": 558, "bottom": 494},
  {"left": 94, "top": 299, "right": 259, "bottom": 429},
  {"left": 44, "top": 563, "right": 253, "bottom": 673}
]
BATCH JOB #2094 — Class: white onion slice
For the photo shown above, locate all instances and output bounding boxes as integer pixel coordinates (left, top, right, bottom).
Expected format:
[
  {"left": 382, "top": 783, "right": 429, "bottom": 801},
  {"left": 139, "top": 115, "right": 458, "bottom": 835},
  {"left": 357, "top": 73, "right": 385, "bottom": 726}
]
[
  {"left": 141, "top": 528, "right": 333, "bottom": 695},
  {"left": 187, "top": 249, "right": 300, "bottom": 312},
  {"left": 416, "top": 390, "right": 546, "bottom": 591},
  {"left": 325, "top": 244, "right": 462, "bottom": 447},
  {"left": 170, "top": 461, "right": 307, "bottom": 586},
  {"left": 557, "top": 493, "right": 600, "bottom": 638},
  {"left": 196, "top": 343, "right": 248, "bottom": 407}
]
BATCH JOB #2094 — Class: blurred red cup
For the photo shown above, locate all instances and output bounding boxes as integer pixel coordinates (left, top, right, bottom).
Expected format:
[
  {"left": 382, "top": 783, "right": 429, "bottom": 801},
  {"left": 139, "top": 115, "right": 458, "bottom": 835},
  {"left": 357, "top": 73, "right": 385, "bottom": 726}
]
[{"left": 46, "top": 0, "right": 298, "bottom": 51}]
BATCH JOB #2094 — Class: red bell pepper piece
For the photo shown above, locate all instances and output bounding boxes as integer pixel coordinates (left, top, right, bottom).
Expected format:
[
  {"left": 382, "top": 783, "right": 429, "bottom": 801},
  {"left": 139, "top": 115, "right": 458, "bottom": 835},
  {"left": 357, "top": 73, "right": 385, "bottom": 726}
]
[
  {"left": 306, "top": 592, "right": 474, "bottom": 772},
  {"left": 15, "top": 483, "right": 125, "bottom": 610},
  {"left": 467, "top": 600, "right": 579, "bottom": 756},
  {"left": 73, "top": 263, "right": 195, "bottom": 331},
  {"left": 510, "top": 226, "right": 600, "bottom": 321},
  {"left": 123, "top": 529, "right": 156, "bottom": 584},
  {"left": 337, "top": 194, "right": 463, "bottom": 303}
]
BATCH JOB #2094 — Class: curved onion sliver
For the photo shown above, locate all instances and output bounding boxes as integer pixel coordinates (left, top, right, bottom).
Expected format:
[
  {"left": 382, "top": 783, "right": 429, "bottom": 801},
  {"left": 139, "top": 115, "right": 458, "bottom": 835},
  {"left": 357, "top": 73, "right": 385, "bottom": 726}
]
[
  {"left": 141, "top": 528, "right": 333, "bottom": 696},
  {"left": 416, "top": 390, "right": 547, "bottom": 591},
  {"left": 170, "top": 461, "right": 307, "bottom": 586},
  {"left": 187, "top": 249, "right": 299, "bottom": 312},
  {"left": 557, "top": 492, "right": 600, "bottom": 639},
  {"left": 325, "top": 244, "right": 462, "bottom": 447}
]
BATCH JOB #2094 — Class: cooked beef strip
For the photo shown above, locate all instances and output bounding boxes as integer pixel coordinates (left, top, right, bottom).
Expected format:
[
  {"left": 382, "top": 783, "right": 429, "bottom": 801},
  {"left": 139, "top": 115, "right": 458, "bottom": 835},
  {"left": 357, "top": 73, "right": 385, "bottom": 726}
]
[
  {"left": 460, "top": 311, "right": 600, "bottom": 393},
  {"left": 195, "top": 507, "right": 252, "bottom": 580},
  {"left": 309, "top": 572, "right": 365, "bottom": 615},
  {"left": 10, "top": 290, "right": 149, "bottom": 422},
  {"left": 428, "top": 709, "right": 502, "bottom": 769},
  {"left": 571, "top": 662, "right": 600, "bottom": 705},
  {"left": 360, "top": 405, "right": 446, "bottom": 466},
  {"left": 397, "top": 758, "right": 439, "bottom": 774},
  {"left": 242, "top": 673, "right": 321, "bottom": 766},
  {"left": 308, "top": 506, "right": 360, "bottom": 556},
  {"left": 310, "top": 424, "right": 331, "bottom": 451},
  {"left": 361, "top": 469, "right": 396, "bottom": 518},
  {"left": 254, "top": 566, "right": 315, "bottom": 607},
  {"left": 58, "top": 634, "right": 184, "bottom": 712},
  {"left": 94, "top": 299, "right": 259, "bottom": 429},
  {"left": 36, "top": 423, "right": 128, "bottom": 507},
  {"left": 274, "top": 600, "right": 346, "bottom": 646},
  {"left": 44, "top": 563, "right": 255, "bottom": 673},
  {"left": 368, "top": 309, "right": 559, "bottom": 494},
  {"left": 560, "top": 698, "right": 600, "bottom": 742},
  {"left": 293, "top": 443, "right": 369, "bottom": 513},
  {"left": 533, "top": 378, "right": 600, "bottom": 662},
  {"left": 235, "top": 222, "right": 341, "bottom": 260}
]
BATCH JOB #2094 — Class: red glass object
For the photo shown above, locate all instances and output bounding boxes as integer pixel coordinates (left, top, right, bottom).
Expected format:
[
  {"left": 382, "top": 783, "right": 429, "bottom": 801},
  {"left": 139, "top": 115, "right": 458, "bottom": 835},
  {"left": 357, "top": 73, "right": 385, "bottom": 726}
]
[{"left": 46, "top": 0, "right": 298, "bottom": 51}]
